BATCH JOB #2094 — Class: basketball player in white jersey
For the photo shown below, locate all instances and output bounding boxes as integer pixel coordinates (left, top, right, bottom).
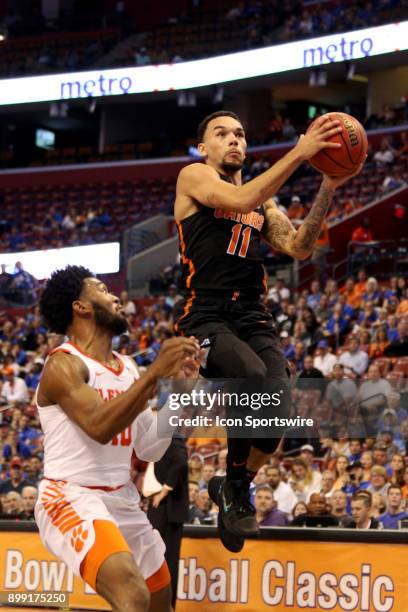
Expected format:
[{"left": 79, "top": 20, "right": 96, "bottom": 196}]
[{"left": 35, "top": 265, "right": 200, "bottom": 612}]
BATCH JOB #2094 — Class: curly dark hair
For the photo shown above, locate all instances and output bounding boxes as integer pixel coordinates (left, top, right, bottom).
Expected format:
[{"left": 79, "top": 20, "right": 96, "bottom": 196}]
[
  {"left": 39, "top": 265, "right": 93, "bottom": 334},
  {"left": 197, "top": 110, "right": 243, "bottom": 142}
]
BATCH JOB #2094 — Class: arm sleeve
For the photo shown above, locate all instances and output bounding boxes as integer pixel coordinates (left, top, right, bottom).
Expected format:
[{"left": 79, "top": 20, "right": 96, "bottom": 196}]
[{"left": 133, "top": 399, "right": 176, "bottom": 462}]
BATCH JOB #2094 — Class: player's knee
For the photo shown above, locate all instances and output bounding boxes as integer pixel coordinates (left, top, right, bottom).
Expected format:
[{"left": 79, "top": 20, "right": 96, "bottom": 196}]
[
  {"left": 112, "top": 572, "right": 150, "bottom": 611},
  {"left": 127, "top": 576, "right": 150, "bottom": 611},
  {"left": 245, "top": 360, "right": 267, "bottom": 379},
  {"left": 97, "top": 556, "right": 150, "bottom": 612}
]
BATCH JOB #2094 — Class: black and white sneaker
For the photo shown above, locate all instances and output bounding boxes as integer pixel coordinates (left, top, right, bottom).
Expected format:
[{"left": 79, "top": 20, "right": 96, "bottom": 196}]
[
  {"left": 209, "top": 475, "right": 259, "bottom": 540},
  {"left": 208, "top": 476, "right": 244, "bottom": 552}
]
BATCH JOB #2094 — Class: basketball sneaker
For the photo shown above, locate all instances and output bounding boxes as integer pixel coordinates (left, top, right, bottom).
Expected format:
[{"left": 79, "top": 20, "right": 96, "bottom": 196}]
[
  {"left": 208, "top": 476, "right": 244, "bottom": 552},
  {"left": 209, "top": 475, "right": 259, "bottom": 541}
]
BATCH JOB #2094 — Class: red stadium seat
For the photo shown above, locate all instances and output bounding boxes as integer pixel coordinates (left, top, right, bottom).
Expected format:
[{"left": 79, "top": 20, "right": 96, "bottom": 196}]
[
  {"left": 374, "top": 357, "right": 392, "bottom": 376},
  {"left": 393, "top": 359, "right": 408, "bottom": 376}
]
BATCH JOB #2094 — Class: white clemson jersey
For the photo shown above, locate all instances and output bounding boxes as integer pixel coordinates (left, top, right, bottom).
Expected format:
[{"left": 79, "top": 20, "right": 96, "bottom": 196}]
[{"left": 37, "top": 341, "right": 170, "bottom": 487}]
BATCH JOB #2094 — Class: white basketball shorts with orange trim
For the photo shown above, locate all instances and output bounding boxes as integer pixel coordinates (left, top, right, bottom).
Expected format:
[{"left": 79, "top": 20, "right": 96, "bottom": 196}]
[{"left": 35, "top": 479, "right": 165, "bottom": 584}]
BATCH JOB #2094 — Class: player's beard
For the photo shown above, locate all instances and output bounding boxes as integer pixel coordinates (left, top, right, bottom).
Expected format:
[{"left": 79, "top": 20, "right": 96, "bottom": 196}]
[
  {"left": 220, "top": 158, "right": 243, "bottom": 173},
  {"left": 92, "top": 302, "right": 128, "bottom": 335}
]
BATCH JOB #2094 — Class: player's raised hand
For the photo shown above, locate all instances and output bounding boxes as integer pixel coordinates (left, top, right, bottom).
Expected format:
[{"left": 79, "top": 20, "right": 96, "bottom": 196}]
[
  {"left": 150, "top": 336, "right": 200, "bottom": 379},
  {"left": 294, "top": 115, "right": 342, "bottom": 161},
  {"left": 321, "top": 161, "right": 365, "bottom": 190}
]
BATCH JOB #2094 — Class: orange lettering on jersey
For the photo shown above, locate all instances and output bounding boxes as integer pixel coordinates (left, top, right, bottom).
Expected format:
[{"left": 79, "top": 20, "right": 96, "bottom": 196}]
[
  {"left": 214, "top": 208, "right": 264, "bottom": 230},
  {"left": 41, "top": 481, "right": 87, "bottom": 545}
]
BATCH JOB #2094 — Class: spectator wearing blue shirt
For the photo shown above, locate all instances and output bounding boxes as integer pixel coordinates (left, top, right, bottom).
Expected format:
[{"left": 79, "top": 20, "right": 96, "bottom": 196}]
[
  {"left": 11, "top": 343, "right": 27, "bottom": 366},
  {"left": 378, "top": 485, "right": 408, "bottom": 529},
  {"left": 280, "top": 331, "right": 295, "bottom": 360},
  {"left": 12, "top": 261, "right": 35, "bottom": 291},
  {"left": 383, "top": 277, "right": 398, "bottom": 301},
  {"left": 18, "top": 415, "right": 41, "bottom": 453},
  {"left": 294, "top": 341, "right": 305, "bottom": 372},
  {"left": 358, "top": 302, "right": 378, "bottom": 325},
  {"left": 326, "top": 304, "right": 348, "bottom": 336},
  {"left": 306, "top": 280, "right": 321, "bottom": 311},
  {"left": 2, "top": 428, "right": 31, "bottom": 461},
  {"left": 387, "top": 316, "right": 399, "bottom": 342},
  {"left": 376, "top": 410, "right": 406, "bottom": 451},
  {"left": 25, "top": 361, "right": 43, "bottom": 390},
  {"left": 337, "top": 294, "right": 355, "bottom": 321},
  {"left": 348, "top": 439, "right": 363, "bottom": 463},
  {"left": 342, "top": 462, "right": 370, "bottom": 513},
  {"left": 8, "top": 227, "right": 25, "bottom": 250},
  {"left": 361, "top": 277, "right": 382, "bottom": 307},
  {"left": 385, "top": 393, "right": 408, "bottom": 424}
]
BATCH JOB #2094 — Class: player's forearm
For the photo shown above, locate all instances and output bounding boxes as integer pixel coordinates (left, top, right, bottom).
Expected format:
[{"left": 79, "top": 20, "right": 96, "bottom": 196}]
[
  {"left": 239, "top": 148, "right": 304, "bottom": 212},
  {"left": 290, "top": 183, "right": 334, "bottom": 259},
  {"left": 93, "top": 370, "right": 157, "bottom": 444}
]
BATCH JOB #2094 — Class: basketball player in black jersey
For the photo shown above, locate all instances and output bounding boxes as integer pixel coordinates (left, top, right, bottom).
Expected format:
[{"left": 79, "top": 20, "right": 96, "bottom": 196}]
[{"left": 173, "top": 110, "right": 361, "bottom": 551}]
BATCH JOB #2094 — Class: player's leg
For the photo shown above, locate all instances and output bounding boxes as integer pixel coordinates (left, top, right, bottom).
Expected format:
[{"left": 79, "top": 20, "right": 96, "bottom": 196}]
[
  {"left": 246, "top": 325, "right": 291, "bottom": 471},
  {"left": 205, "top": 331, "right": 270, "bottom": 538},
  {"left": 115, "top": 485, "right": 173, "bottom": 610},
  {"left": 81, "top": 520, "right": 150, "bottom": 611},
  {"left": 93, "top": 549, "right": 150, "bottom": 612},
  {"left": 147, "top": 571, "right": 173, "bottom": 612},
  {"left": 35, "top": 481, "right": 149, "bottom": 611},
  {"left": 175, "top": 305, "right": 266, "bottom": 541},
  {"left": 147, "top": 503, "right": 182, "bottom": 607}
]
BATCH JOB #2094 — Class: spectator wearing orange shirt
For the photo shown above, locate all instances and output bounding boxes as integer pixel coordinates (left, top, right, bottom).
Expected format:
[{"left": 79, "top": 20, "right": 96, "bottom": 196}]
[
  {"left": 351, "top": 218, "right": 373, "bottom": 243},
  {"left": 354, "top": 269, "right": 368, "bottom": 301},
  {"left": 341, "top": 277, "right": 362, "bottom": 310},
  {"left": 287, "top": 196, "right": 305, "bottom": 221},
  {"left": 369, "top": 326, "right": 390, "bottom": 359},
  {"left": 311, "top": 221, "right": 330, "bottom": 278},
  {"left": 397, "top": 288, "right": 408, "bottom": 315}
]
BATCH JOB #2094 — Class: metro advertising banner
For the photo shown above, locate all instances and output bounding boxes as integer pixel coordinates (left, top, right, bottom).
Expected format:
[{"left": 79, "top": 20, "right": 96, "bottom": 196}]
[
  {"left": 1, "top": 531, "right": 408, "bottom": 611},
  {"left": 0, "top": 21, "right": 406, "bottom": 106}
]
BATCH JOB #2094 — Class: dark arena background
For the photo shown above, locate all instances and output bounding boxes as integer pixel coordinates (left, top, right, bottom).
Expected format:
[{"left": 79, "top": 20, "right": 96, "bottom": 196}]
[{"left": 0, "top": 0, "right": 408, "bottom": 611}]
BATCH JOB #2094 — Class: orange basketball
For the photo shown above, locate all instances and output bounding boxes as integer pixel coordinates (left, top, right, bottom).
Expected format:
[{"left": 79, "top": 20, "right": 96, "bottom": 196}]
[{"left": 307, "top": 112, "right": 368, "bottom": 177}]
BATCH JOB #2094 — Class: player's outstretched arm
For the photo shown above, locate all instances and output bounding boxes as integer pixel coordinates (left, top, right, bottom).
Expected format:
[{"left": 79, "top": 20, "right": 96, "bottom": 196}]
[
  {"left": 262, "top": 168, "right": 363, "bottom": 260},
  {"left": 38, "top": 337, "right": 200, "bottom": 444},
  {"left": 177, "top": 116, "right": 342, "bottom": 213}
]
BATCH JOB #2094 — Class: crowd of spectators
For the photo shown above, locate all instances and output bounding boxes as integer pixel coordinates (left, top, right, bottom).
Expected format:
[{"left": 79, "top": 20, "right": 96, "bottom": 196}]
[
  {"left": 1, "top": 132, "right": 406, "bottom": 258},
  {"left": 0, "top": 262, "right": 38, "bottom": 305},
  {"left": 0, "top": 266, "right": 407, "bottom": 529},
  {"left": 1, "top": 0, "right": 406, "bottom": 78},
  {"left": 120, "top": 0, "right": 405, "bottom": 71},
  {"left": 243, "top": 130, "right": 408, "bottom": 225}
]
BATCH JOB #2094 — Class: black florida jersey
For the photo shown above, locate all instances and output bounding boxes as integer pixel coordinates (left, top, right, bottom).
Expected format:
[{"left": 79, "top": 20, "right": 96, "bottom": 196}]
[{"left": 177, "top": 191, "right": 268, "bottom": 299}]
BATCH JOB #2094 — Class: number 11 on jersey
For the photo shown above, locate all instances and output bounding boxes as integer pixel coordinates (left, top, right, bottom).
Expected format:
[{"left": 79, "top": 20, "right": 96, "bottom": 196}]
[{"left": 226, "top": 224, "right": 251, "bottom": 258}]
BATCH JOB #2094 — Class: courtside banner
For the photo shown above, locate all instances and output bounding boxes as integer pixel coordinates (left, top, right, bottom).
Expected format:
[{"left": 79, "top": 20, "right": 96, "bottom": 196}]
[
  {"left": 2, "top": 531, "right": 408, "bottom": 610},
  {"left": 0, "top": 21, "right": 407, "bottom": 106},
  {"left": 0, "top": 532, "right": 109, "bottom": 610},
  {"left": 177, "top": 538, "right": 408, "bottom": 611}
]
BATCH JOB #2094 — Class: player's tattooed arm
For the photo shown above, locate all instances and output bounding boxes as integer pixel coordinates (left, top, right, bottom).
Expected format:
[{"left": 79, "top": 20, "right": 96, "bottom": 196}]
[{"left": 262, "top": 183, "right": 334, "bottom": 260}]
